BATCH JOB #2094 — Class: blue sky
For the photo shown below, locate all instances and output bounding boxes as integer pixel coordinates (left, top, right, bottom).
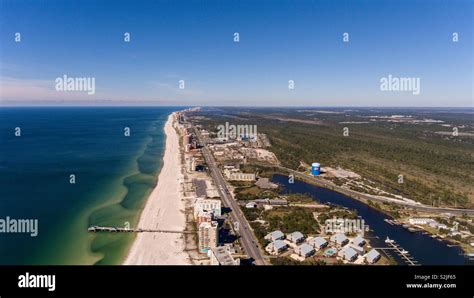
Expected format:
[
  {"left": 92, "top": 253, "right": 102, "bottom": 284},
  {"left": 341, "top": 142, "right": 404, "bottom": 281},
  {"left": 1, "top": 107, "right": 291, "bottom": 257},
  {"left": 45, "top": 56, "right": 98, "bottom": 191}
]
[{"left": 0, "top": 0, "right": 472, "bottom": 106}]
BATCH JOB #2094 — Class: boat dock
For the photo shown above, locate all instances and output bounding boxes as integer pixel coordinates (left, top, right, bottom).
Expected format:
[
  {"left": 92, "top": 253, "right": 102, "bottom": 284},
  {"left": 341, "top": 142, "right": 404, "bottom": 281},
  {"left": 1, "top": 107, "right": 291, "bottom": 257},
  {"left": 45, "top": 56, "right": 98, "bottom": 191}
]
[
  {"left": 88, "top": 226, "right": 195, "bottom": 234},
  {"left": 374, "top": 237, "right": 420, "bottom": 266}
]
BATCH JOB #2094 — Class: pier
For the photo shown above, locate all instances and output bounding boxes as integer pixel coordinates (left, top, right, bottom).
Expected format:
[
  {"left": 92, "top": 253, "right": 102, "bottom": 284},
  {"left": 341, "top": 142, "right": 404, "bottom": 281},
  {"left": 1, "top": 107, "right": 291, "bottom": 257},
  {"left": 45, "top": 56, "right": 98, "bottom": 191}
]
[
  {"left": 88, "top": 226, "right": 195, "bottom": 234},
  {"left": 374, "top": 237, "right": 420, "bottom": 266}
]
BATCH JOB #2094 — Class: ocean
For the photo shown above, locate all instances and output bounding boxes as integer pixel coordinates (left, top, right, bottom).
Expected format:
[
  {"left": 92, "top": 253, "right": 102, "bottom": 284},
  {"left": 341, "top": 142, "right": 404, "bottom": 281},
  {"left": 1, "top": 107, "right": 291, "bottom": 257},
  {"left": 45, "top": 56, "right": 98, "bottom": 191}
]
[{"left": 0, "top": 107, "right": 176, "bottom": 265}]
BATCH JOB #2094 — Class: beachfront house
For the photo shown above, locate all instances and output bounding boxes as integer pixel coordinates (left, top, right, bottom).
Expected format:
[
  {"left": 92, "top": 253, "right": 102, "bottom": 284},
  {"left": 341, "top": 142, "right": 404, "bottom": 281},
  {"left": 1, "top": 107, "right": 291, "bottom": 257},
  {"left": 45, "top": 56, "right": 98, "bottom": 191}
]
[
  {"left": 295, "top": 243, "right": 315, "bottom": 258},
  {"left": 348, "top": 244, "right": 365, "bottom": 255},
  {"left": 338, "top": 246, "right": 358, "bottom": 262},
  {"left": 366, "top": 249, "right": 381, "bottom": 264},
  {"left": 266, "top": 240, "right": 288, "bottom": 255},
  {"left": 245, "top": 202, "right": 257, "bottom": 209},
  {"left": 330, "top": 233, "right": 349, "bottom": 247},
  {"left": 351, "top": 236, "right": 366, "bottom": 247},
  {"left": 308, "top": 237, "right": 328, "bottom": 250},
  {"left": 208, "top": 246, "right": 240, "bottom": 266},
  {"left": 265, "top": 230, "right": 285, "bottom": 242},
  {"left": 287, "top": 231, "right": 305, "bottom": 244}
]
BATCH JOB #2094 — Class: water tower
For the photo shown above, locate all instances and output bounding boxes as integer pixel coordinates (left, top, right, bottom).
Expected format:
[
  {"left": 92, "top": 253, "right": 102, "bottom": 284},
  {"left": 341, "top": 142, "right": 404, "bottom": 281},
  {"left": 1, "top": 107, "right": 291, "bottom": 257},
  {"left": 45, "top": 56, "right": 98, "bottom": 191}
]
[{"left": 311, "top": 162, "right": 321, "bottom": 176}]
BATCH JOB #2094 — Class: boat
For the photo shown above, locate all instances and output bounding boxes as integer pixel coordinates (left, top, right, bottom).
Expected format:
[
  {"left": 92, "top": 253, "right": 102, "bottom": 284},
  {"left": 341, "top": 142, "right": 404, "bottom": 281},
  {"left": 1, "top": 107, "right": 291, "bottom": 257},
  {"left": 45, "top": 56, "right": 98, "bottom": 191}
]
[
  {"left": 385, "top": 236, "right": 394, "bottom": 244},
  {"left": 401, "top": 250, "right": 409, "bottom": 254}
]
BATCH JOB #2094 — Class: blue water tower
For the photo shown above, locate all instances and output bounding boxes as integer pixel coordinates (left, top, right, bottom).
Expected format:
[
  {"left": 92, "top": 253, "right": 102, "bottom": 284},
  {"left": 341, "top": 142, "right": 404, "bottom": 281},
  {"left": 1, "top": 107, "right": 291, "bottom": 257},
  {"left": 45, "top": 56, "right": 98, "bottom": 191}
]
[{"left": 311, "top": 162, "right": 321, "bottom": 176}]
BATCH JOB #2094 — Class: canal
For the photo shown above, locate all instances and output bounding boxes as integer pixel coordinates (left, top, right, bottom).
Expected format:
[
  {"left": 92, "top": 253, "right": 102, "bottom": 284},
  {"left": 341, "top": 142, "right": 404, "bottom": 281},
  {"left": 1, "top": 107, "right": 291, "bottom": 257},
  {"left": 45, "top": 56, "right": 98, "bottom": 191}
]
[{"left": 272, "top": 174, "right": 471, "bottom": 265}]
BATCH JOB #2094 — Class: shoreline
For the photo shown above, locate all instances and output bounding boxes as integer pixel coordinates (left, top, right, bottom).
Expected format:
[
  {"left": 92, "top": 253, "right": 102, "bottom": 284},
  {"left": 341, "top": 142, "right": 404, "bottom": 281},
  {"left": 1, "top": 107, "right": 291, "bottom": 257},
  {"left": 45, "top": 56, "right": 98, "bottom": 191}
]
[{"left": 123, "top": 113, "right": 191, "bottom": 265}]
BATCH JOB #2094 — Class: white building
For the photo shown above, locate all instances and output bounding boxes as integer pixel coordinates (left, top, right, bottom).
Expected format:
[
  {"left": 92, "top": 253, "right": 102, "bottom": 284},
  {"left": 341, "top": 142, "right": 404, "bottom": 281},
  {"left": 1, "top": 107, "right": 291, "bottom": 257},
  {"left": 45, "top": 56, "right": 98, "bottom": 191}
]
[
  {"left": 208, "top": 246, "right": 240, "bottom": 266},
  {"left": 265, "top": 240, "right": 288, "bottom": 254},
  {"left": 365, "top": 249, "right": 381, "bottom": 264},
  {"left": 308, "top": 237, "right": 328, "bottom": 250},
  {"left": 194, "top": 197, "right": 222, "bottom": 219},
  {"left": 348, "top": 243, "right": 365, "bottom": 255},
  {"left": 295, "top": 243, "right": 315, "bottom": 258},
  {"left": 287, "top": 231, "right": 305, "bottom": 244},
  {"left": 265, "top": 230, "right": 285, "bottom": 242},
  {"left": 330, "top": 233, "right": 349, "bottom": 247},
  {"left": 224, "top": 169, "right": 256, "bottom": 181},
  {"left": 338, "top": 246, "right": 358, "bottom": 262},
  {"left": 351, "top": 236, "right": 366, "bottom": 247},
  {"left": 245, "top": 202, "right": 257, "bottom": 209},
  {"left": 196, "top": 210, "right": 212, "bottom": 226},
  {"left": 409, "top": 218, "right": 436, "bottom": 225},
  {"left": 198, "top": 221, "right": 218, "bottom": 253}
]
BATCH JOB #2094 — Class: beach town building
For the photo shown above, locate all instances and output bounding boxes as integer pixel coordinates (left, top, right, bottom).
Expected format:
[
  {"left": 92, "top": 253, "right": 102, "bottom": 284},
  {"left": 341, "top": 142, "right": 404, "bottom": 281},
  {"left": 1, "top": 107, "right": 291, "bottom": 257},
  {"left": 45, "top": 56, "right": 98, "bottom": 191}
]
[
  {"left": 308, "top": 237, "right": 328, "bottom": 250},
  {"left": 208, "top": 246, "right": 240, "bottom": 266},
  {"left": 287, "top": 231, "right": 305, "bottom": 244},
  {"left": 428, "top": 221, "right": 448, "bottom": 230},
  {"left": 338, "top": 246, "right": 358, "bottom": 262},
  {"left": 348, "top": 244, "right": 365, "bottom": 255},
  {"left": 351, "top": 236, "right": 366, "bottom": 247},
  {"left": 330, "top": 233, "right": 349, "bottom": 247},
  {"left": 265, "top": 240, "right": 288, "bottom": 255},
  {"left": 223, "top": 168, "right": 256, "bottom": 181},
  {"left": 365, "top": 249, "right": 381, "bottom": 264},
  {"left": 196, "top": 210, "right": 213, "bottom": 226},
  {"left": 265, "top": 230, "right": 285, "bottom": 242},
  {"left": 194, "top": 197, "right": 222, "bottom": 219},
  {"left": 295, "top": 243, "right": 315, "bottom": 259},
  {"left": 245, "top": 202, "right": 257, "bottom": 209},
  {"left": 183, "top": 134, "right": 192, "bottom": 147},
  {"left": 409, "top": 218, "right": 436, "bottom": 225},
  {"left": 198, "top": 221, "right": 218, "bottom": 253},
  {"left": 255, "top": 177, "right": 279, "bottom": 189}
]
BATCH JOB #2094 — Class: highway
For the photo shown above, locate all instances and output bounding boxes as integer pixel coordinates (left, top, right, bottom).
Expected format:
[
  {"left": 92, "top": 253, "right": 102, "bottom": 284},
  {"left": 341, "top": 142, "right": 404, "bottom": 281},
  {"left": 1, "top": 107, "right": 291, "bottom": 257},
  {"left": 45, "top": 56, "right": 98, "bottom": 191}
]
[{"left": 191, "top": 126, "right": 267, "bottom": 265}]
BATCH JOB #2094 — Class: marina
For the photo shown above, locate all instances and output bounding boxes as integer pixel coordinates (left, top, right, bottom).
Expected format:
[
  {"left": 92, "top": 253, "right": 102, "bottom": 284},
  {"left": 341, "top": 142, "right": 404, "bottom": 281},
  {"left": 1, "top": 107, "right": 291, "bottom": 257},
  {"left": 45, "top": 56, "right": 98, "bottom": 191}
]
[
  {"left": 373, "top": 237, "right": 419, "bottom": 266},
  {"left": 272, "top": 174, "right": 472, "bottom": 265}
]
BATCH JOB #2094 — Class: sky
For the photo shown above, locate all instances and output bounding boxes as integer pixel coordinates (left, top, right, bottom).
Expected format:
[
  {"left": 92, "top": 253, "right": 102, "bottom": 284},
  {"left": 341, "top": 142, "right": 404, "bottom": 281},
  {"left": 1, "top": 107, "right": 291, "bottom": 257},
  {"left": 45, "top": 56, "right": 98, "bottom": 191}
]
[{"left": 0, "top": 0, "right": 472, "bottom": 107}]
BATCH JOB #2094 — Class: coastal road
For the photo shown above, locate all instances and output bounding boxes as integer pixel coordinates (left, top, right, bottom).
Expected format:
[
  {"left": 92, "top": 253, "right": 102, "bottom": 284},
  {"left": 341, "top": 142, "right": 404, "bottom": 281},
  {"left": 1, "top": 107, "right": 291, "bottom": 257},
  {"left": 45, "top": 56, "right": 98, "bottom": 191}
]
[{"left": 191, "top": 126, "right": 267, "bottom": 265}]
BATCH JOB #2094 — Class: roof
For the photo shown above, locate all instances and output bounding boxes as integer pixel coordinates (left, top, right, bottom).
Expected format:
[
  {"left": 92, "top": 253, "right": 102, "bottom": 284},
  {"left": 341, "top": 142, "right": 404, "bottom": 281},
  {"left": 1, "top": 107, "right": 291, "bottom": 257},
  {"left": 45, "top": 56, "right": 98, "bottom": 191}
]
[
  {"left": 331, "top": 233, "right": 348, "bottom": 244},
  {"left": 211, "top": 246, "right": 239, "bottom": 266},
  {"left": 273, "top": 240, "right": 288, "bottom": 250},
  {"left": 288, "top": 231, "right": 305, "bottom": 242},
  {"left": 352, "top": 236, "right": 366, "bottom": 246},
  {"left": 340, "top": 246, "right": 358, "bottom": 259},
  {"left": 311, "top": 237, "right": 328, "bottom": 247},
  {"left": 348, "top": 244, "right": 364, "bottom": 253},
  {"left": 266, "top": 230, "right": 285, "bottom": 241},
  {"left": 366, "top": 249, "right": 380, "bottom": 262},
  {"left": 297, "top": 243, "right": 315, "bottom": 255}
]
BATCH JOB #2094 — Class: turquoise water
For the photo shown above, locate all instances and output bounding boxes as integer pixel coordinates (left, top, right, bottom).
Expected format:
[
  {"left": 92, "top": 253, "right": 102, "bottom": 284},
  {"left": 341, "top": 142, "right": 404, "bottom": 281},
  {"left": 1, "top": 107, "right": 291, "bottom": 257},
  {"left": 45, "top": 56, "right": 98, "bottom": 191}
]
[{"left": 0, "top": 107, "right": 176, "bottom": 264}]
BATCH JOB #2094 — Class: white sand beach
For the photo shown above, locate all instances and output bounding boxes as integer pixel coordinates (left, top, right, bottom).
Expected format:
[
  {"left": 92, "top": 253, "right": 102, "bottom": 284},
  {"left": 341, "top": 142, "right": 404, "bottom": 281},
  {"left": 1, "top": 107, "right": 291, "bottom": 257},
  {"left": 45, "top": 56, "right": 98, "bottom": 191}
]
[{"left": 124, "top": 113, "right": 191, "bottom": 265}]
